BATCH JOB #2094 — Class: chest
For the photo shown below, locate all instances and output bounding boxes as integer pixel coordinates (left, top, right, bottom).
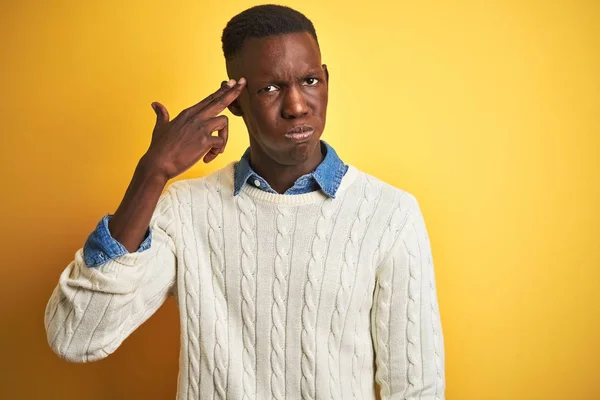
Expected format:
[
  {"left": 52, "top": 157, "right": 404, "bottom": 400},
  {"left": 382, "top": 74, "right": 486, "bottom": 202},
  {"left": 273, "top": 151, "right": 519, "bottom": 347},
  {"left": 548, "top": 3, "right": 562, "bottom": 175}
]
[{"left": 174, "top": 196, "right": 390, "bottom": 321}]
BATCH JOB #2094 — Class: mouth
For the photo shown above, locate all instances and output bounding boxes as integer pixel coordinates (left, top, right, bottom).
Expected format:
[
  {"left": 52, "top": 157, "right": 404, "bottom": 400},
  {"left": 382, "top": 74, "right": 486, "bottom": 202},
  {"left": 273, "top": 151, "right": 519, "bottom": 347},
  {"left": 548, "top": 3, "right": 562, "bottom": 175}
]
[{"left": 285, "top": 125, "right": 314, "bottom": 142}]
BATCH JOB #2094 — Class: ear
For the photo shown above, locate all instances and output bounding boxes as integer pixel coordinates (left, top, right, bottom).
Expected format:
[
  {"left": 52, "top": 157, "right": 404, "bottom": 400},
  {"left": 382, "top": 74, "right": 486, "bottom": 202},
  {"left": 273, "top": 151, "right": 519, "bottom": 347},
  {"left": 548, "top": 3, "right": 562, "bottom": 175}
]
[
  {"left": 227, "top": 99, "right": 243, "bottom": 117},
  {"left": 323, "top": 64, "right": 329, "bottom": 83}
]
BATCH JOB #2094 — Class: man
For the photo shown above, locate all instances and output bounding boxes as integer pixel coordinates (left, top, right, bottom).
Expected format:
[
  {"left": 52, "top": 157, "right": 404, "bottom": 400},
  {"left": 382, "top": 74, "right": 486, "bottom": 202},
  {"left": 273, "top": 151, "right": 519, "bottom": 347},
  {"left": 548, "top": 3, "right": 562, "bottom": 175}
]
[{"left": 45, "top": 4, "right": 445, "bottom": 399}]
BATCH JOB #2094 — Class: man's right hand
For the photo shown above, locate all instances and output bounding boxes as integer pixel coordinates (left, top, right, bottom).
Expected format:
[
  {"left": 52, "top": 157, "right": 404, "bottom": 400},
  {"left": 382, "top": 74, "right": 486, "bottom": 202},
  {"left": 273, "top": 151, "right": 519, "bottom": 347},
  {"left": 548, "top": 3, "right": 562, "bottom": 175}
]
[
  {"left": 144, "top": 77, "right": 247, "bottom": 181},
  {"left": 106, "top": 78, "right": 246, "bottom": 253}
]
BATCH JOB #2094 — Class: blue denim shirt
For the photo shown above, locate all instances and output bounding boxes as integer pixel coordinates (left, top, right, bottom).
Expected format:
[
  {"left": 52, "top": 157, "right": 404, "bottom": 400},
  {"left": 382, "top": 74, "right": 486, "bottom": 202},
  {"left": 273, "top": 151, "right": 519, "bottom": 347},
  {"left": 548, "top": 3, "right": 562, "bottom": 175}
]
[
  {"left": 234, "top": 141, "right": 347, "bottom": 197},
  {"left": 83, "top": 215, "right": 152, "bottom": 267},
  {"left": 83, "top": 140, "right": 347, "bottom": 267}
]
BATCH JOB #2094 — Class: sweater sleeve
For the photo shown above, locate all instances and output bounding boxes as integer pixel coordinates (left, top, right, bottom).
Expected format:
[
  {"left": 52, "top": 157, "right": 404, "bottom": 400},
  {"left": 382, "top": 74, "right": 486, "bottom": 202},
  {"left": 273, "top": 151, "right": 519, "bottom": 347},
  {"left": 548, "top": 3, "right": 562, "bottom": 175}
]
[
  {"left": 44, "top": 185, "right": 179, "bottom": 363},
  {"left": 371, "top": 195, "right": 445, "bottom": 399}
]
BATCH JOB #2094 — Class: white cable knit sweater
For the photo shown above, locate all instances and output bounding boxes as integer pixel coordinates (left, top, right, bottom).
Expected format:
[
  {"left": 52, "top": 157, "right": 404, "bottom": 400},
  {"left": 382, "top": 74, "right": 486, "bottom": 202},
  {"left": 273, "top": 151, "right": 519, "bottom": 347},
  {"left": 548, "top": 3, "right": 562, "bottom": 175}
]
[{"left": 45, "top": 162, "right": 445, "bottom": 399}]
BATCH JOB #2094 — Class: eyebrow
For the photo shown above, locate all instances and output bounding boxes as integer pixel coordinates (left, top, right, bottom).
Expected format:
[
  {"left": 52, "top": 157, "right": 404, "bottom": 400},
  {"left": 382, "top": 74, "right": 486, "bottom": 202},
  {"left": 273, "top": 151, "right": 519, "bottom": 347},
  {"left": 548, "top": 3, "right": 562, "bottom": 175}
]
[{"left": 252, "top": 68, "right": 323, "bottom": 84}]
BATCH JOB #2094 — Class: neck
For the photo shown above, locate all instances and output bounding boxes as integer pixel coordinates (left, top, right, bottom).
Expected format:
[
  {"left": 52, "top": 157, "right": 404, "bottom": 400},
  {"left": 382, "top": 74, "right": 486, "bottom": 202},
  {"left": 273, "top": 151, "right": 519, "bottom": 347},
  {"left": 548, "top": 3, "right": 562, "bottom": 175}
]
[{"left": 249, "top": 143, "right": 324, "bottom": 194}]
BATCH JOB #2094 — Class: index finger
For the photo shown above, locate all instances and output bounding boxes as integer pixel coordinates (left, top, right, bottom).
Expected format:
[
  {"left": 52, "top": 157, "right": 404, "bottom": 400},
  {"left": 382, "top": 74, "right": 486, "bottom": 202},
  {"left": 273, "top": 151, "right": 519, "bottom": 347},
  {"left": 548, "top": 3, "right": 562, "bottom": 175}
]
[
  {"left": 202, "top": 77, "right": 246, "bottom": 116},
  {"left": 186, "top": 79, "right": 236, "bottom": 114}
]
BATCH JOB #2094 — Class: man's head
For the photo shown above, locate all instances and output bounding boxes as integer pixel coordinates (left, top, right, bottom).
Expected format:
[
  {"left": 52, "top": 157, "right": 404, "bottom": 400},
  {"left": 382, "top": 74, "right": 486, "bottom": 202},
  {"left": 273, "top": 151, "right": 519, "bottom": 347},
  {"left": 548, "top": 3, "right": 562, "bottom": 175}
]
[{"left": 221, "top": 5, "right": 329, "bottom": 168}]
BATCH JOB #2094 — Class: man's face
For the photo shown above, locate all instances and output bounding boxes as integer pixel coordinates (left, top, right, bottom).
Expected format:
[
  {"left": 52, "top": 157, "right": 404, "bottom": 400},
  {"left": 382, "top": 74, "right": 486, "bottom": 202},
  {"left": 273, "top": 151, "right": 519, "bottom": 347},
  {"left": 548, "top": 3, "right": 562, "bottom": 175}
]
[{"left": 227, "top": 32, "right": 328, "bottom": 166}]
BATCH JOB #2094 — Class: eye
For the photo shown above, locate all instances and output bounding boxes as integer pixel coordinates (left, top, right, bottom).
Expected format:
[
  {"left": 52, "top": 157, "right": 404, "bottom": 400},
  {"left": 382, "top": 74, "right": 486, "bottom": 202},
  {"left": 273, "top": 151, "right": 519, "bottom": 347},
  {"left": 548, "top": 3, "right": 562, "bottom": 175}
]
[
  {"left": 260, "top": 85, "right": 279, "bottom": 93},
  {"left": 303, "top": 78, "right": 320, "bottom": 86}
]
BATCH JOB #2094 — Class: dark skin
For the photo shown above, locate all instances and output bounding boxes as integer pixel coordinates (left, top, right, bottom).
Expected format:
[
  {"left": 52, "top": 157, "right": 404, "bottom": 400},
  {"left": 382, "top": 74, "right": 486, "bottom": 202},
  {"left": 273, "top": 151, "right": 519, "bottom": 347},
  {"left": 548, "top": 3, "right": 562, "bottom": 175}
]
[
  {"left": 108, "top": 31, "right": 328, "bottom": 252},
  {"left": 226, "top": 32, "right": 329, "bottom": 193}
]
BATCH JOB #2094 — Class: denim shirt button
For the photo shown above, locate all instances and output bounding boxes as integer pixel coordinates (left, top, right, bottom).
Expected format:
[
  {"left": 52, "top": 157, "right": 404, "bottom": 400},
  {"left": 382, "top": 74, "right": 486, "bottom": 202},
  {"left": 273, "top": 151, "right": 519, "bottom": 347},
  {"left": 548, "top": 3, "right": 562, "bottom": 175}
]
[{"left": 254, "top": 179, "right": 261, "bottom": 187}]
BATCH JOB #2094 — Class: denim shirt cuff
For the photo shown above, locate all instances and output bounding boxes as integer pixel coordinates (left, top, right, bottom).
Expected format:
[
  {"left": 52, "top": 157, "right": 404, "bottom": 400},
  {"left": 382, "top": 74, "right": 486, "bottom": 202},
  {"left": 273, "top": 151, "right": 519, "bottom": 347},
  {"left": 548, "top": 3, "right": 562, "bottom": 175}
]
[{"left": 83, "top": 214, "right": 152, "bottom": 267}]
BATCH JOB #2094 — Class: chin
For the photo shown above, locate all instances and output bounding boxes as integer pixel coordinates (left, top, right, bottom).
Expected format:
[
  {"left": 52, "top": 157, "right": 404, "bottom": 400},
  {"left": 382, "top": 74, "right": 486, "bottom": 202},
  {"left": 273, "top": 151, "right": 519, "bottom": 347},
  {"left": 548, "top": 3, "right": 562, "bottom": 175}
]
[{"left": 287, "top": 137, "right": 321, "bottom": 162}]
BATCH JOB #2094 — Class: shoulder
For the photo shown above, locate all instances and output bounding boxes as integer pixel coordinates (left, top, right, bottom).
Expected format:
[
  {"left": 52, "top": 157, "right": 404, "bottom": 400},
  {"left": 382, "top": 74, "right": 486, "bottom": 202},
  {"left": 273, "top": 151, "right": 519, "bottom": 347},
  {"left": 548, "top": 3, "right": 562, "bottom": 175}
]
[
  {"left": 346, "top": 165, "right": 421, "bottom": 214},
  {"left": 165, "top": 162, "right": 235, "bottom": 197},
  {"left": 153, "top": 164, "right": 235, "bottom": 223},
  {"left": 344, "top": 166, "right": 427, "bottom": 266}
]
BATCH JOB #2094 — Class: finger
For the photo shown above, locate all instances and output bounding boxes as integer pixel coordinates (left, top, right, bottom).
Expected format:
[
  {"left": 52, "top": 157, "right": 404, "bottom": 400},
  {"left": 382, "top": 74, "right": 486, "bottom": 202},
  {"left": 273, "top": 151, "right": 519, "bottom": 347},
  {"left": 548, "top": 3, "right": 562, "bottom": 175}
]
[
  {"left": 202, "top": 77, "right": 246, "bottom": 116},
  {"left": 202, "top": 115, "right": 228, "bottom": 153},
  {"left": 151, "top": 102, "right": 170, "bottom": 128},
  {"left": 187, "top": 79, "right": 236, "bottom": 114},
  {"left": 200, "top": 116, "right": 227, "bottom": 160},
  {"left": 201, "top": 113, "right": 228, "bottom": 130},
  {"left": 202, "top": 136, "right": 225, "bottom": 163},
  {"left": 205, "top": 115, "right": 229, "bottom": 153},
  {"left": 217, "top": 122, "right": 228, "bottom": 154}
]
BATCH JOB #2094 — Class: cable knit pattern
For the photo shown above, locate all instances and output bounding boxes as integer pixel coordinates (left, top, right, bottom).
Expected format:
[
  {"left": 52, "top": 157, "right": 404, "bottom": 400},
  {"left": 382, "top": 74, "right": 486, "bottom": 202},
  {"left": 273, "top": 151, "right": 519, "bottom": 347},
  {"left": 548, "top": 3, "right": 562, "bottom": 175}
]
[
  {"left": 355, "top": 265, "right": 376, "bottom": 400},
  {"left": 404, "top": 241, "right": 422, "bottom": 393},
  {"left": 178, "top": 185, "right": 201, "bottom": 400},
  {"left": 349, "top": 179, "right": 385, "bottom": 400},
  {"left": 270, "top": 206, "right": 291, "bottom": 400},
  {"left": 376, "top": 198, "right": 409, "bottom": 268},
  {"left": 237, "top": 191, "right": 257, "bottom": 400},
  {"left": 350, "top": 312, "right": 367, "bottom": 400},
  {"left": 44, "top": 163, "right": 445, "bottom": 400},
  {"left": 206, "top": 176, "right": 228, "bottom": 400},
  {"left": 373, "top": 199, "right": 410, "bottom": 399},
  {"left": 373, "top": 259, "right": 393, "bottom": 397},
  {"left": 328, "top": 177, "right": 378, "bottom": 399},
  {"left": 301, "top": 197, "right": 338, "bottom": 400}
]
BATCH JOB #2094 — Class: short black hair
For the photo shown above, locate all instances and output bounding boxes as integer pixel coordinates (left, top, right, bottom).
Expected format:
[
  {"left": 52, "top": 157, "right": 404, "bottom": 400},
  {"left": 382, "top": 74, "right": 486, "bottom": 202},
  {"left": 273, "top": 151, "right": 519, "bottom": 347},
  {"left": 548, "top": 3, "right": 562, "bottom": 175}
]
[{"left": 221, "top": 4, "right": 319, "bottom": 61}]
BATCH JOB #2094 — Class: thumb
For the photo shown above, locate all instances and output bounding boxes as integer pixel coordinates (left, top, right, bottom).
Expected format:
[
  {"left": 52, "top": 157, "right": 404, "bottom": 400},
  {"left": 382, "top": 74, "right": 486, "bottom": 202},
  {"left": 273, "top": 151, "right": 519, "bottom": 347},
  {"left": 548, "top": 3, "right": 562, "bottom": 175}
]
[{"left": 151, "top": 102, "right": 170, "bottom": 127}]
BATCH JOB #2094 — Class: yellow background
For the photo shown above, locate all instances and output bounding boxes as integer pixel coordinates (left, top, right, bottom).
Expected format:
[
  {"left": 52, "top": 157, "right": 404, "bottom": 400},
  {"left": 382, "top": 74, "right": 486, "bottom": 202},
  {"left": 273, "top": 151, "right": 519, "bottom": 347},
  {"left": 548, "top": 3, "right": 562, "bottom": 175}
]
[{"left": 1, "top": 0, "right": 598, "bottom": 399}]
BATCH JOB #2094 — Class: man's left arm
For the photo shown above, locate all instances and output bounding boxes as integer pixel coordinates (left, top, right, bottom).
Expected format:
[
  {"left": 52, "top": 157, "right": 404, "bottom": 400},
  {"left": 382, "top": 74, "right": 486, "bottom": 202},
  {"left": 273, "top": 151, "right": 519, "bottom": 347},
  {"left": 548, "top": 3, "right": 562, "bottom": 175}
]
[{"left": 371, "top": 195, "right": 445, "bottom": 399}]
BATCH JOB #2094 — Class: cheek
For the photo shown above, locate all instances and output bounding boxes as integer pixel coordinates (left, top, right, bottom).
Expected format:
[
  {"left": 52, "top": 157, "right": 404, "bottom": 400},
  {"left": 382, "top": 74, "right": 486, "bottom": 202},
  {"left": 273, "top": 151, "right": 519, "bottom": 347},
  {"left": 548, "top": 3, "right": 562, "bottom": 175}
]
[
  {"left": 310, "top": 88, "right": 328, "bottom": 112},
  {"left": 248, "top": 100, "right": 281, "bottom": 134}
]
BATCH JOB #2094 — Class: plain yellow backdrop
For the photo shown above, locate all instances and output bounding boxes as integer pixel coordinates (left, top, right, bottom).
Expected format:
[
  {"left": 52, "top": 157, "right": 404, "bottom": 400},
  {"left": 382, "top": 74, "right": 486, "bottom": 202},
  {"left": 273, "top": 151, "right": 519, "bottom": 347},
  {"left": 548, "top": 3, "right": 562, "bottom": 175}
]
[{"left": 1, "top": 0, "right": 598, "bottom": 399}]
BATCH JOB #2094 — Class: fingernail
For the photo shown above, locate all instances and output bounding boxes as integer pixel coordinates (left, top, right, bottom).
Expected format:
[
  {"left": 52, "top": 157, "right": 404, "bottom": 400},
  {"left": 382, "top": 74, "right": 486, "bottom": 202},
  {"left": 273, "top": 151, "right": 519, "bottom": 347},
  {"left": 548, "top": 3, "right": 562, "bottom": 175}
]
[
  {"left": 226, "top": 79, "right": 236, "bottom": 87},
  {"left": 238, "top": 77, "right": 246, "bottom": 85},
  {"left": 151, "top": 103, "right": 156, "bottom": 111}
]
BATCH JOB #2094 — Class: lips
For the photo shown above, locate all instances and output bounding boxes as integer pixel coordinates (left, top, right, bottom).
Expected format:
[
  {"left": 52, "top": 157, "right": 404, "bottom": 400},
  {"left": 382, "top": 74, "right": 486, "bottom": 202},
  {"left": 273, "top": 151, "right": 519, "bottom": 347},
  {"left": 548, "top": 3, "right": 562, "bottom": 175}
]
[
  {"left": 285, "top": 125, "right": 314, "bottom": 141},
  {"left": 287, "top": 125, "right": 313, "bottom": 134}
]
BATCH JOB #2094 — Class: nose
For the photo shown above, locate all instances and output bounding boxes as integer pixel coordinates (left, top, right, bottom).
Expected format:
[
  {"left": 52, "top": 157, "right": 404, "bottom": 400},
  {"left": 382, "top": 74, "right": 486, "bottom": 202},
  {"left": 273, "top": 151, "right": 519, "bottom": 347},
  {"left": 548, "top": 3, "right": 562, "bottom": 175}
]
[{"left": 281, "top": 85, "right": 309, "bottom": 119}]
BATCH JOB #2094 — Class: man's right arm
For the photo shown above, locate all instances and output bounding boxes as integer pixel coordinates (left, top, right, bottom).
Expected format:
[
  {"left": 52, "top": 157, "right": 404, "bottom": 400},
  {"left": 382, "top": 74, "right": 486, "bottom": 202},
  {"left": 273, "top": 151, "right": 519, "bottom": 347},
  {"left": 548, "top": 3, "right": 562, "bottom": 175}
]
[
  {"left": 44, "top": 78, "right": 247, "bottom": 362},
  {"left": 44, "top": 180, "right": 178, "bottom": 362}
]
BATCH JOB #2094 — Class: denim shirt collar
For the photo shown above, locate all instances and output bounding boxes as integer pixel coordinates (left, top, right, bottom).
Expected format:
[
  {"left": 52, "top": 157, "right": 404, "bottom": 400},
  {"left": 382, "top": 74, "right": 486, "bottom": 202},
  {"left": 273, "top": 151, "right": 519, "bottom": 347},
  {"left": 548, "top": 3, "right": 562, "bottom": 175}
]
[{"left": 233, "top": 141, "right": 347, "bottom": 198}]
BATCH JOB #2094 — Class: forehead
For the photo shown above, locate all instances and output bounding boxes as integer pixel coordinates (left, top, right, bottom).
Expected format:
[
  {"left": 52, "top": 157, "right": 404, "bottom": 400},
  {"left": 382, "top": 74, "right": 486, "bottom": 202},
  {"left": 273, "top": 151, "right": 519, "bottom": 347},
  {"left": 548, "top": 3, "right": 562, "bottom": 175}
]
[{"left": 232, "top": 32, "right": 322, "bottom": 79}]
